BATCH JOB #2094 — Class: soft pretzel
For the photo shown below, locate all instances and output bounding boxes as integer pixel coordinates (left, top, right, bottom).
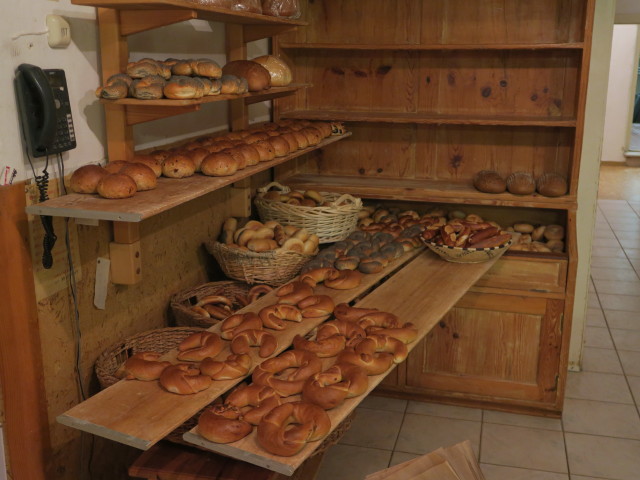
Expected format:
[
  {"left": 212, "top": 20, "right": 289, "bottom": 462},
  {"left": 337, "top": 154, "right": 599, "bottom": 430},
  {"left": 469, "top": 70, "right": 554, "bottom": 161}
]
[
  {"left": 299, "top": 267, "right": 339, "bottom": 287},
  {"left": 357, "top": 311, "right": 400, "bottom": 329},
  {"left": 324, "top": 270, "right": 363, "bottom": 290},
  {"left": 247, "top": 284, "right": 273, "bottom": 304},
  {"left": 276, "top": 281, "right": 314, "bottom": 305},
  {"left": 333, "top": 303, "right": 380, "bottom": 322},
  {"left": 336, "top": 349, "right": 394, "bottom": 376},
  {"left": 366, "top": 322, "right": 418, "bottom": 344},
  {"left": 176, "top": 332, "right": 224, "bottom": 362},
  {"left": 292, "top": 333, "right": 346, "bottom": 358},
  {"left": 259, "top": 304, "right": 303, "bottom": 330},
  {"left": 198, "top": 404, "right": 252, "bottom": 444},
  {"left": 316, "top": 319, "right": 366, "bottom": 346},
  {"left": 159, "top": 364, "right": 212, "bottom": 394},
  {"left": 302, "top": 363, "right": 368, "bottom": 409},
  {"left": 257, "top": 401, "right": 331, "bottom": 456},
  {"left": 200, "top": 354, "right": 252, "bottom": 380},
  {"left": 252, "top": 350, "right": 322, "bottom": 397},
  {"left": 226, "top": 384, "right": 281, "bottom": 425},
  {"left": 202, "top": 304, "right": 232, "bottom": 320},
  {"left": 190, "top": 305, "right": 211, "bottom": 318},
  {"left": 122, "top": 352, "right": 171, "bottom": 381},
  {"left": 353, "top": 334, "right": 408, "bottom": 363},
  {"left": 221, "top": 312, "right": 263, "bottom": 340},
  {"left": 297, "top": 295, "right": 335, "bottom": 318},
  {"left": 231, "top": 329, "right": 277, "bottom": 358},
  {"left": 196, "top": 295, "right": 233, "bottom": 308}
]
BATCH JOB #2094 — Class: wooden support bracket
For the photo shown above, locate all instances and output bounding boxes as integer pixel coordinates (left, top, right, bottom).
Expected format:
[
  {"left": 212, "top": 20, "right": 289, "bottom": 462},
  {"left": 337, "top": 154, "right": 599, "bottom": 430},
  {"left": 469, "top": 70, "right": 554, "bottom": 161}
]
[
  {"left": 120, "top": 9, "right": 196, "bottom": 36},
  {"left": 229, "top": 178, "right": 252, "bottom": 218},
  {"left": 110, "top": 222, "right": 142, "bottom": 285}
]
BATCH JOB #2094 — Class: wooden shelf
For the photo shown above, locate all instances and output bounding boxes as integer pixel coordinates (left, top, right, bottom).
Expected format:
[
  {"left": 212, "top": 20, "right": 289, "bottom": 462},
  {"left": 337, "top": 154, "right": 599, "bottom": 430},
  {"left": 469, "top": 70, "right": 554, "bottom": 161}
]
[
  {"left": 280, "top": 42, "right": 585, "bottom": 51},
  {"left": 56, "top": 247, "right": 424, "bottom": 450},
  {"left": 25, "top": 133, "right": 350, "bottom": 223},
  {"left": 182, "top": 250, "right": 505, "bottom": 475},
  {"left": 281, "top": 174, "right": 577, "bottom": 210},
  {"left": 280, "top": 111, "right": 577, "bottom": 128}
]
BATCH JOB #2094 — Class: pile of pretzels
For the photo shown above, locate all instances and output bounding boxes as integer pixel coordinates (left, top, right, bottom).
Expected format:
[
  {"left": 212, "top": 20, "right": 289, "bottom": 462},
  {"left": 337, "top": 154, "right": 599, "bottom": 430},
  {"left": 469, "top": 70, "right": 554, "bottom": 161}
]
[{"left": 421, "top": 214, "right": 512, "bottom": 249}]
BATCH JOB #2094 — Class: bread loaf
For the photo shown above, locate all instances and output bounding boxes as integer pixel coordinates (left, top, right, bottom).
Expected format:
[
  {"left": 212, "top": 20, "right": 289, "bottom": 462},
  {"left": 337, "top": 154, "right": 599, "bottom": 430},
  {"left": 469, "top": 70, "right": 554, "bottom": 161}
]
[
  {"left": 473, "top": 170, "right": 506, "bottom": 194},
  {"left": 506, "top": 171, "right": 536, "bottom": 195},
  {"left": 132, "top": 155, "right": 162, "bottom": 177},
  {"left": 162, "top": 153, "right": 196, "bottom": 178},
  {"left": 97, "top": 173, "right": 137, "bottom": 199},
  {"left": 536, "top": 173, "right": 568, "bottom": 197},
  {"left": 164, "top": 76, "right": 205, "bottom": 99},
  {"left": 70, "top": 165, "right": 108, "bottom": 194},
  {"left": 252, "top": 55, "right": 292, "bottom": 86},
  {"left": 222, "top": 60, "right": 271, "bottom": 92},
  {"left": 119, "top": 163, "right": 157, "bottom": 191},
  {"left": 130, "top": 75, "right": 166, "bottom": 100},
  {"left": 201, "top": 152, "right": 239, "bottom": 177}
]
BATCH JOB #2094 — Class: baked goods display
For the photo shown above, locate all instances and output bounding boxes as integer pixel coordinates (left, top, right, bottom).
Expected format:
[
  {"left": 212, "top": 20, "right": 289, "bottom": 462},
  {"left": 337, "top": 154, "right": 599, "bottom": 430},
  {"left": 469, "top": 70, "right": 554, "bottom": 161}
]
[
  {"left": 218, "top": 217, "right": 320, "bottom": 254},
  {"left": 184, "top": 285, "right": 273, "bottom": 324},
  {"left": 472, "top": 170, "right": 569, "bottom": 197},
  {"left": 421, "top": 215, "right": 512, "bottom": 249},
  {"left": 507, "top": 222, "right": 565, "bottom": 253}
]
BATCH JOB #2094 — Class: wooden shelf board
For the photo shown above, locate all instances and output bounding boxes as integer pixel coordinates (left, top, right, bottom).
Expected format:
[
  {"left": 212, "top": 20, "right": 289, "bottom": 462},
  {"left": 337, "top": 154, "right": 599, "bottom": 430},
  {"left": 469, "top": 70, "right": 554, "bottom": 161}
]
[
  {"left": 101, "top": 84, "right": 308, "bottom": 107},
  {"left": 280, "top": 42, "right": 585, "bottom": 51},
  {"left": 55, "top": 247, "right": 423, "bottom": 451},
  {"left": 24, "top": 133, "right": 350, "bottom": 223},
  {"left": 182, "top": 249, "right": 504, "bottom": 475},
  {"left": 280, "top": 110, "right": 577, "bottom": 127},
  {"left": 71, "top": 0, "right": 307, "bottom": 26},
  {"left": 282, "top": 174, "right": 577, "bottom": 210}
]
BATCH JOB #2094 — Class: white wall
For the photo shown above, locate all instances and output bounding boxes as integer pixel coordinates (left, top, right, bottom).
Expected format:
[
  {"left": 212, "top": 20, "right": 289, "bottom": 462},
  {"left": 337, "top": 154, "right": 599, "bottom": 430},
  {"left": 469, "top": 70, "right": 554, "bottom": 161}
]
[{"left": 601, "top": 24, "right": 639, "bottom": 163}]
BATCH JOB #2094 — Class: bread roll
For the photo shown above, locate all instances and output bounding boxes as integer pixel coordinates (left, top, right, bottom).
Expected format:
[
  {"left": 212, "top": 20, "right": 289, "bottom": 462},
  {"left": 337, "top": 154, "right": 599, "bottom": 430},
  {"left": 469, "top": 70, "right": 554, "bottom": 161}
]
[
  {"left": 299, "top": 127, "right": 323, "bottom": 146},
  {"left": 126, "top": 59, "right": 167, "bottom": 79},
  {"left": 201, "top": 152, "right": 238, "bottom": 177},
  {"left": 506, "top": 171, "right": 536, "bottom": 195},
  {"left": 536, "top": 173, "right": 568, "bottom": 197},
  {"left": 132, "top": 155, "right": 162, "bottom": 177},
  {"left": 130, "top": 75, "right": 166, "bottom": 100},
  {"left": 222, "top": 147, "right": 247, "bottom": 170},
  {"left": 187, "top": 148, "right": 209, "bottom": 172},
  {"left": 280, "top": 132, "right": 300, "bottom": 151},
  {"left": 544, "top": 225, "right": 565, "bottom": 241},
  {"left": 97, "top": 173, "right": 137, "bottom": 199},
  {"left": 268, "top": 136, "right": 291, "bottom": 157},
  {"left": 220, "top": 74, "right": 242, "bottom": 94},
  {"left": 236, "top": 144, "right": 261, "bottom": 167},
  {"left": 253, "top": 141, "right": 276, "bottom": 161},
  {"left": 70, "top": 165, "right": 108, "bottom": 194},
  {"left": 171, "top": 60, "right": 194, "bottom": 76},
  {"left": 162, "top": 153, "right": 196, "bottom": 178},
  {"left": 473, "top": 170, "right": 506, "bottom": 194},
  {"left": 95, "top": 74, "right": 132, "bottom": 100},
  {"left": 222, "top": 60, "right": 271, "bottom": 92},
  {"left": 190, "top": 58, "right": 222, "bottom": 78},
  {"left": 119, "top": 163, "right": 157, "bottom": 191},
  {"left": 103, "top": 160, "right": 129, "bottom": 174},
  {"left": 252, "top": 55, "right": 292, "bottom": 86},
  {"left": 164, "top": 76, "right": 205, "bottom": 99}
]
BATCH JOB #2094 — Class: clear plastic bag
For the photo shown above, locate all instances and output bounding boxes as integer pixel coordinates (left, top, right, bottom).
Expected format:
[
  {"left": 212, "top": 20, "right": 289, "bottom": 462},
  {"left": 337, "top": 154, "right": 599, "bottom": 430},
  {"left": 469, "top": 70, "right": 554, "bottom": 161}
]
[
  {"left": 261, "top": 0, "right": 301, "bottom": 19},
  {"left": 231, "top": 0, "right": 262, "bottom": 13},
  {"left": 185, "top": 0, "right": 233, "bottom": 7}
]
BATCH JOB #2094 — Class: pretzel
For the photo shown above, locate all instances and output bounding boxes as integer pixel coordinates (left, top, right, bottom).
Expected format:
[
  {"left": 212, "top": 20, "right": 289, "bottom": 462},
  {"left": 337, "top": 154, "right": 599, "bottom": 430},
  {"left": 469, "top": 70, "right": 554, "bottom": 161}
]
[
  {"left": 247, "top": 284, "right": 273, "bottom": 304},
  {"left": 336, "top": 349, "right": 394, "bottom": 376},
  {"left": 297, "top": 295, "right": 335, "bottom": 318},
  {"left": 353, "top": 334, "right": 408, "bottom": 364},
  {"left": 159, "top": 364, "right": 212, "bottom": 394},
  {"left": 190, "top": 306, "right": 211, "bottom": 318},
  {"left": 198, "top": 404, "right": 252, "bottom": 443},
  {"left": 302, "top": 363, "right": 368, "bottom": 409},
  {"left": 202, "top": 304, "right": 232, "bottom": 320},
  {"left": 298, "top": 267, "right": 339, "bottom": 287},
  {"left": 324, "top": 269, "right": 363, "bottom": 290},
  {"left": 220, "top": 312, "right": 262, "bottom": 340},
  {"left": 226, "top": 384, "right": 281, "bottom": 425},
  {"left": 200, "top": 354, "right": 252, "bottom": 380},
  {"left": 356, "top": 311, "right": 400, "bottom": 329},
  {"left": 259, "top": 304, "right": 302, "bottom": 330},
  {"left": 276, "top": 281, "right": 314, "bottom": 305},
  {"left": 256, "top": 401, "right": 331, "bottom": 456},
  {"left": 122, "top": 352, "right": 171, "bottom": 381},
  {"left": 176, "top": 332, "right": 224, "bottom": 362},
  {"left": 333, "top": 303, "right": 380, "bottom": 322},
  {"left": 292, "top": 333, "right": 346, "bottom": 358},
  {"left": 316, "top": 319, "right": 367, "bottom": 346},
  {"left": 231, "top": 329, "right": 277, "bottom": 358},
  {"left": 196, "top": 295, "right": 233, "bottom": 308},
  {"left": 366, "top": 322, "right": 418, "bottom": 344},
  {"left": 252, "top": 350, "right": 322, "bottom": 397}
]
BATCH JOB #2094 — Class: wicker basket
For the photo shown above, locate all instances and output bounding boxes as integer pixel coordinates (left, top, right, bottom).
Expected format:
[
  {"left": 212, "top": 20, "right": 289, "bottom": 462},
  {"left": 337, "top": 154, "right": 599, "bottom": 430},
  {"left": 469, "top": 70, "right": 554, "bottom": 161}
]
[
  {"left": 207, "top": 240, "right": 313, "bottom": 286},
  {"left": 254, "top": 182, "right": 362, "bottom": 243},
  {"left": 95, "top": 326, "right": 204, "bottom": 390},
  {"left": 170, "top": 281, "right": 251, "bottom": 328},
  {"left": 423, "top": 239, "right": 513, "bottom": 264}
]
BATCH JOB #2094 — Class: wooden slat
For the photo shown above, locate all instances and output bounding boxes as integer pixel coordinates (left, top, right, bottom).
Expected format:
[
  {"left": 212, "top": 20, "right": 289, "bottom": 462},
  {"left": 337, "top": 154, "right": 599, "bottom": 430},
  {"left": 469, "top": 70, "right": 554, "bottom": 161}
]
[
  {"left": 24, "top": 133, "right": 350, "bottom": 223},
  {"left": 56, "top": 248, "right": 423, "bottom": 450},
  {"left": 182, "top": 250, "right": 504, "bottom": 475},
  {"left": 280, "top": 42, "right": 585, "bottom": 51},
  {"left": 281, "top": 174, "right": 577, "bottom": 210}
]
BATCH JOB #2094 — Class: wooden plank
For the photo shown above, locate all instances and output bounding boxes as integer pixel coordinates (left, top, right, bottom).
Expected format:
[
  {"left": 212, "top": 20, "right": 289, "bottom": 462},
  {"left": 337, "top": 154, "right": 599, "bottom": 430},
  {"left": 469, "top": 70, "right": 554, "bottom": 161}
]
[
  {"left": 56, "top": 248, "right": 423, "bottom": 450},
  {"left": 24, "top": 133, "right": 351, "bottom": 222},
  {"left": 280, "top": 42, "right": 585, "bottom": 51},
  {"left": 281, "top": 173, "right": 577, "bottom": 210},
  {"left": 182, "top": 250, "right": 504, "bottom": 475},
  {"left": 0, "top": 182, "right": 50, "bottom": 480}
]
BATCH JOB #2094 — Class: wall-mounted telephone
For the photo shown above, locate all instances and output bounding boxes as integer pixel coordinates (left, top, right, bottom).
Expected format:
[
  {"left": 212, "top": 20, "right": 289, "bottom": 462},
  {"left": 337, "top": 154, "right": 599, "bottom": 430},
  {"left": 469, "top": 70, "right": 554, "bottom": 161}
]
[{"left": 15, "top": 64, "right": 76, "bottom": 158}]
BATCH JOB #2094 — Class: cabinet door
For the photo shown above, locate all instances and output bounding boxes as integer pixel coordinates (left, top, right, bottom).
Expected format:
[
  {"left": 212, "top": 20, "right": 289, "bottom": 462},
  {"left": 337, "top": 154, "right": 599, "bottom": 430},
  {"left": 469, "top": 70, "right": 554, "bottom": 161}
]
[{"left": 406, "top": 292, "right": 563, "bottom": 405}]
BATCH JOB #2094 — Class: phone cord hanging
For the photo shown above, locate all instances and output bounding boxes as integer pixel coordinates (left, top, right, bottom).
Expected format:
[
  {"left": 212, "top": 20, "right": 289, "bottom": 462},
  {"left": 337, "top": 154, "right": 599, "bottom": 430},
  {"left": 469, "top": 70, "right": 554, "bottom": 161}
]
[{"left": 36, "top": 168, "right": 57, "bottom": 269}]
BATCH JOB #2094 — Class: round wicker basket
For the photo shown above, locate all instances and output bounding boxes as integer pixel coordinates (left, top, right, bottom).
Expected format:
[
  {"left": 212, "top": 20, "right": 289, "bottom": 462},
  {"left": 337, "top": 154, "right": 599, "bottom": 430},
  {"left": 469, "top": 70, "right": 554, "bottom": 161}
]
[{"left": 423, "top": 239, "right": 513, "bottom": 264}]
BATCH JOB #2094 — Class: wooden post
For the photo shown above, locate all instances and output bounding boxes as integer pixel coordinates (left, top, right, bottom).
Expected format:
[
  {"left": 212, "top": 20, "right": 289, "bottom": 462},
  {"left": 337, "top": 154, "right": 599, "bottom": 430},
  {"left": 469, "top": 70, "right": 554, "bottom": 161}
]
[
  {"left": 110, "top": 222, "right": 142, "bottom": 285},
  {"left": 0, "top": 182, "right": 51, "bottom": 480}
]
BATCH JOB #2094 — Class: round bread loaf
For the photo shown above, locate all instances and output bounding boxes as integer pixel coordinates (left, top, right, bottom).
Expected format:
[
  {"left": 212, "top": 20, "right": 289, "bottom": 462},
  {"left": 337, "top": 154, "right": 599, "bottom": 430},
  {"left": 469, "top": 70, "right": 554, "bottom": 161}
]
[
  {"left": 132, "top": 155, "right": 162, "bottom": 177},
  {"left": 162, "top": 153, "right": 196, "bottom": 178},
  {"left": 223, "top": 147, "right": 247, "bottom": 170},
  {"left": 292, "top": 131, "right": 309, "bottom": 149},
  {"left": 473, "top": 170, "right": 506, "bottom": 194},
  {"left": 268, "top": 136, "right": 291, "bottom": 157},
  {"left": 253, "top": 141, "right": 276, "bottom": 161},
  {"left": 280, "top": 132, "right": 300, "bottom": 151},
  {"left": 252, "top": 55, "right": 292, "bottom": 86},
  {"left": 201, "top": 152, "right": 238, "bottom": 177},
  {"left": 236, "top": 144, "right": 261, "bottom": 167},
  {"left": 220, "top": 75, "right": 242, "bottom": 95},
  {"left": 299, "top": 127, "right": 323, "bottom": 146},
  {"left": 506, "top": 171, "right": 536, "bottom": 195},
  {"left": 187, "top": 148, "right": 210, "bottom": 172},
  {"left": 119, "top": 163, "right": 157, "bottom": 191},
  {"left": 544, "top": 224, "right": 565, "bottom": 241},
  {"left": 222, "top": 60, "right": 271, "bottom": 92},
  {"left": 126, "top": 59, "right": 165, "bottom": 79},
  {"left": 103, "top": 160, "right": 129, "bottom": 174},
  {"left": 70, "top": 165, "right": 108, "bottom": 194},
  {"left": 164, "top": 76, "right": 205, "bottom": 99},
  {"left": 190, "top": 58, "right": 222, "bottom": 78},
  {"left": 97, "top": 173, "right": 137, "bottom": 199},
  {"left": 171, "top": 60, "right": 194, "bottom": 76},
  {"left": 312, "top": 122, "right": 333, "bottom": 138},
  {"left": 536, "top": 173, "right": 568, "bottom": 197}
]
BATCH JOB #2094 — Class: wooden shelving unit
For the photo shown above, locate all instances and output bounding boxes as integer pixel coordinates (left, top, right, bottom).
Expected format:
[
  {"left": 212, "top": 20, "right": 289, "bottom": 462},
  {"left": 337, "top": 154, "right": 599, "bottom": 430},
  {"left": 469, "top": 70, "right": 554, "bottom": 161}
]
[{"left": 279, "top": 42, "right": 585, "bottom": 51}]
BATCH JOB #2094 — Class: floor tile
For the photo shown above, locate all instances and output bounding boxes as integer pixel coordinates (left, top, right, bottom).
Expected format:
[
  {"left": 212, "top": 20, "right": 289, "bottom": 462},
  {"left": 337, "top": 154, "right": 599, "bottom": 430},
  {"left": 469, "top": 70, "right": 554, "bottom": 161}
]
[
  {"left": 565, "top": 371, "right": 633, "bottom": 404},
  {"left": 406, "top": 401, "right": 482, "bottom": 421},
  {"left": 571, "top": 476, "right": 615, "bottom": 480},
  {"left": 588, "top": 257, "right": 631, "bottom": 268},
  {"left": 480, "top": 464, "right": 569, "bottom": 480},
  {"left": 358, "top": 394, "right": 407, "bottom": 413},
  {"left": 611, "top": 328, "right": 640, "bottom": 352},
  {"left": 592, "top": 230, "right": 617, "bottom": 240},
  {"left": 589, "top": 267, "right": 639, "bottom": 282},
  {"left": 587, "top": 295, "right": 600, "bottom": 309},
  {"left": 628, "top": 375, "right": 640, "bottom": 401},
  {"left": 395, "top": 414, "right": 481, "bottom": 456},
  {"left": 483, "top": 410, "right": 562, "bottom": 431},
  {"left": 580, "top": 347, "right": 623, "bottom": 374},
  {"left": 388, "top": 451, "right": 420, "bottom": 468},
  {"left": 562, "top": 398, "right": 640, "bottom": 439},
  {"left": 585, "top": 309, "right": 605, "bottom": 327},
  {"left": 481, "top": 423, "right": 567, "bottom": 473},
  {"left": 617, "top": 237, "right": 640, "bottom": 249},
  {"left": 618, "top": 350, "right": 640, "bottom": 376},
  {"left": 316, "top": 444, "right": 392, "bottom": 480},
  {"left": 339, "top": 407, "right": 404, "bottom": 450},
  {"left": 614, "top": 231, "right": 640, "bottom": 242},
  {"left": 591, "top": 278, "right": 640, "bottom": 295},
  {"left": 590, "top": 237, "right": 619, "bottom": 247},
  {"left": 598, "top": 293, "right": 640, "bottom": 311},
  {"left": 583, "top": 327, "right": 614, "bottom": 349},
  {"left": 566, "top": 433, "right": 640, "bottom": 480},
  {"left": 623, "top": 247, "right": 640, "bottom": 259},
  {"left": 604, "top": 310, "right": 640, "bottom": 330},
  {"left": 590, "top": 246, "right": 625, "bottom": 258}
]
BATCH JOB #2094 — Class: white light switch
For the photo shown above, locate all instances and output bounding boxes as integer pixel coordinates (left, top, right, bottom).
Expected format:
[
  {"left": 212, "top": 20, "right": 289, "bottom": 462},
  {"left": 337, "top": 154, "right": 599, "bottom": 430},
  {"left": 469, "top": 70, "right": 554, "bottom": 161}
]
[{"left": 46, "top": 15, "right": 71, "bottom": 48}]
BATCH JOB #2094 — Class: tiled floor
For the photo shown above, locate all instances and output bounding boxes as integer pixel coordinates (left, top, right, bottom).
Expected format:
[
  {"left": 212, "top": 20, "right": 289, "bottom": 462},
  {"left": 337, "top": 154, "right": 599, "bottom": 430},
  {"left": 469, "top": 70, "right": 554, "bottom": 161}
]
[{"left": 316, "top": 196, "right": 640, "bottom": 480}]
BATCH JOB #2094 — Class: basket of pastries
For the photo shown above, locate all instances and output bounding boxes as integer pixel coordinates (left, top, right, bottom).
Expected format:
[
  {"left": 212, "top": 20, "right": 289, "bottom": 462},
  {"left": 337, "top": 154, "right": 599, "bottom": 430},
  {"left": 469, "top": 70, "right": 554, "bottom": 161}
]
[
  {"left": 254, "top": 182, "right": 362, "bottom": 244},
  {"left": 95, "top": 326, "right": 204, "bottom": 389},
  {"left": 420, "top": 213, "right": 513, "bottom": 264},
  {"left": 206, "top": 217, "right": 319, "bottom": 286}
]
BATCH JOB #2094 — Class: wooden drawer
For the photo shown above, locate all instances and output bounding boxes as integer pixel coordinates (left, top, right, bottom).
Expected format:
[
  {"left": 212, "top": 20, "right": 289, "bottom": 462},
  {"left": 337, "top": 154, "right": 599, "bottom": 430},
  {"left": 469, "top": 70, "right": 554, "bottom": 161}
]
[{"left": 474, "top": 255, "right": 567, "bottom": 294}]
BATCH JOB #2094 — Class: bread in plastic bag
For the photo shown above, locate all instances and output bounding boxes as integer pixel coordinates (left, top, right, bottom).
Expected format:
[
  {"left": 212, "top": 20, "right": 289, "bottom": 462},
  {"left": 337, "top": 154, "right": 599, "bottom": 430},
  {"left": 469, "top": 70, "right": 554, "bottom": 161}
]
[{"left": 261, "top": 0, "right": 301, "bottom": 19}]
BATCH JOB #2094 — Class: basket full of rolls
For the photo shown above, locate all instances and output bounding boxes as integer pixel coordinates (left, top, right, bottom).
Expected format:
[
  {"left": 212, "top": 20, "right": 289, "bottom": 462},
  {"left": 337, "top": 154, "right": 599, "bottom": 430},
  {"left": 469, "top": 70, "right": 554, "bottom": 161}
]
[
  {"left": 254, "top": 182, "right": 362, "bottom": 243},
  {"left": 207, "top": 217, "right": 320, "bottom": 286}
]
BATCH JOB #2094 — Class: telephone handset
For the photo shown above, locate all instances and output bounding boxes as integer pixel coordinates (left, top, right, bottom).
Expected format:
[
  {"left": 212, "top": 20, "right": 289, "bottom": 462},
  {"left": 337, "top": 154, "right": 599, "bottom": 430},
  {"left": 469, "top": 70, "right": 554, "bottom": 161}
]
[{"left": 15, "top": 64, "right": 76, "bottom": 158}]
